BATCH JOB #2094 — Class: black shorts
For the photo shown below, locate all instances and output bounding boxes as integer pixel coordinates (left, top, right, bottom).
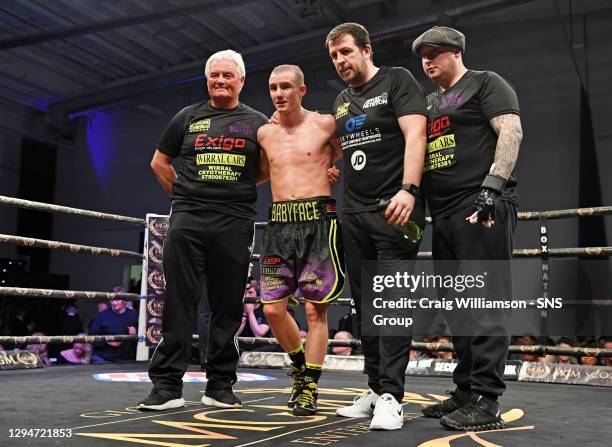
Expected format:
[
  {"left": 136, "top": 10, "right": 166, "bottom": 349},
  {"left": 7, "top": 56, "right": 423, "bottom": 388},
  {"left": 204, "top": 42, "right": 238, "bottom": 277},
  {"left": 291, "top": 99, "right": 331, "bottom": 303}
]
[{"left": 260, "top": 197, "right": 345, "bottom": 304}]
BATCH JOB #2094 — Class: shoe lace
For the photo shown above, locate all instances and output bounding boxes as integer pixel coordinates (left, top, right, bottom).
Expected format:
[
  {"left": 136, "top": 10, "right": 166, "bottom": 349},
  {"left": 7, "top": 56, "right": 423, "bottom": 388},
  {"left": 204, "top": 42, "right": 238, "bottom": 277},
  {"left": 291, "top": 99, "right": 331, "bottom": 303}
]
[
  {"left": 298, "top": 387, "right": 315, "bottom": 407},
  {"left": 287, "top": 368, "right": 304, "bottom": 392}
]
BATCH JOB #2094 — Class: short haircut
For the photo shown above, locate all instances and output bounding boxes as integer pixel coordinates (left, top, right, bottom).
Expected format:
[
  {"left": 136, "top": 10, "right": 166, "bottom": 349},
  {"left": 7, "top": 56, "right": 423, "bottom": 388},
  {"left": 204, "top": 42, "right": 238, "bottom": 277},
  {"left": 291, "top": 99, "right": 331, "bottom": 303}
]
[
  {"left": 270, "top": 64, "right": 304, "bottom": 85},
  {"left": 205, "top": 49, "right": 246, "bottom": 78},
  {"left": 325, "top": 22, "right": 371, "bottom": 50}
]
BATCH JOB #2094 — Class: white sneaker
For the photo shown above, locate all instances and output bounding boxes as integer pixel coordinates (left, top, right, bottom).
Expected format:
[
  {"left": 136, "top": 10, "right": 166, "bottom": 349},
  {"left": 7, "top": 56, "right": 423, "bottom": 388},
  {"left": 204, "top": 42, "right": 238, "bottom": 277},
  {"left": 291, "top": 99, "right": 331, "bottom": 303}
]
[
  {"left": 336, "top": 389, "right": 379, "bottom": 418},
  {"left": 369, "top": 393, "right": 403, "bottom": 430}
]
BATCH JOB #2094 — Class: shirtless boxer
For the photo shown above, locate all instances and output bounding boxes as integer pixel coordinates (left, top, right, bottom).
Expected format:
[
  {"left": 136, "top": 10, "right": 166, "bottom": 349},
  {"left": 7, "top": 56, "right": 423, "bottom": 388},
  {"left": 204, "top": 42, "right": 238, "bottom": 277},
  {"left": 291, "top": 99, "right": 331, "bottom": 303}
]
[{"left": 257, "top": 64, "right": 345, "bottom": 416}]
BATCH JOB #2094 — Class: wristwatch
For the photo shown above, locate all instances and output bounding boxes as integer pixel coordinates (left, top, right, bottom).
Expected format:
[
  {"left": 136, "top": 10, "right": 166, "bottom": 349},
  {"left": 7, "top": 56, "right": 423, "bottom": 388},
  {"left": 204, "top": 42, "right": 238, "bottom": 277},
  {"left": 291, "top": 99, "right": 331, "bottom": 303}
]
[{"left": 400, "top": 183, "right": 422, "bottom": 198}]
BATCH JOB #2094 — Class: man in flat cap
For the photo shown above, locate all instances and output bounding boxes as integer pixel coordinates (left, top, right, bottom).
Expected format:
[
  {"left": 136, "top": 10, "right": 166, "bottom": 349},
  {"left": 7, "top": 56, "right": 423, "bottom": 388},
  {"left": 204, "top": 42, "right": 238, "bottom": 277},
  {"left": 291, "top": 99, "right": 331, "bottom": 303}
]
[{"left": 412, "top": 26, "right": 523, "bottom": 431}]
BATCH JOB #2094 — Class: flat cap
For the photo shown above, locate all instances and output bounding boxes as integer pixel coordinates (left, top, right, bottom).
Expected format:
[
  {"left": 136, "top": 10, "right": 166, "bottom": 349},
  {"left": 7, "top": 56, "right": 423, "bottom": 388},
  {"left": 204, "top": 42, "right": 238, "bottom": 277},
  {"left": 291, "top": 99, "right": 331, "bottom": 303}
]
[{"left": 412, "top": 26, "right": 465, "bottom": 56}]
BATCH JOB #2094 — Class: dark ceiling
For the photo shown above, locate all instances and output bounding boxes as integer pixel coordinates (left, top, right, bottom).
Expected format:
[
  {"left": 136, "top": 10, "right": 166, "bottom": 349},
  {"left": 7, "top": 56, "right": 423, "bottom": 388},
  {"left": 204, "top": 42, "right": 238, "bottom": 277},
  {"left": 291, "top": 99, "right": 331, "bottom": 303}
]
[{"left": 1, "top": 0, "right": 610, "bottom": 118}]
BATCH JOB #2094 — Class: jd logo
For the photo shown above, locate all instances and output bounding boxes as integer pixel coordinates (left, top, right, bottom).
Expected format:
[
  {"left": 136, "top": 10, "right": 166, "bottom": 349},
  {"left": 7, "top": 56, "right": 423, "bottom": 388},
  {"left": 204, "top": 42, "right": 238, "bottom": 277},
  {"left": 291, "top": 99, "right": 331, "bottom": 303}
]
[{"left": 351, "top": 150, "right": 366, "bottom": 171}]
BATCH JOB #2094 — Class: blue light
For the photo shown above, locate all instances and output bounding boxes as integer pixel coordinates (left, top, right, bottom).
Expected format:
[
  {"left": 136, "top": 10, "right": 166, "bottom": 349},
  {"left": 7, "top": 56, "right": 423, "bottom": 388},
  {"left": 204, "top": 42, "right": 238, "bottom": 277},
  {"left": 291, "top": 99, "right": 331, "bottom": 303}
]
[{"left": 86, "top": 111, "right": 118, "bottom": 186}]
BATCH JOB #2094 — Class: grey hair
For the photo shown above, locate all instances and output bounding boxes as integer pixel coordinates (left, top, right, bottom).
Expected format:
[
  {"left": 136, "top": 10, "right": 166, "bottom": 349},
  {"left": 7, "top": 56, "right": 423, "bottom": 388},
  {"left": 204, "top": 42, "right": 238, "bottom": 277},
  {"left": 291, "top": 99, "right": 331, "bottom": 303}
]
[{"left": 205, "top": 49, "right": 246, "bottom": 78}]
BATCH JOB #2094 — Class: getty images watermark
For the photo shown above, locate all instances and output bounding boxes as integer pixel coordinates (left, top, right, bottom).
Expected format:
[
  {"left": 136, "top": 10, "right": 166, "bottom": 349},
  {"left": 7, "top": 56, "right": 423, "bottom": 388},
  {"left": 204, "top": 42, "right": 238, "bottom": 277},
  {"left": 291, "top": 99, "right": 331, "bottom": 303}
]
[{"left": 360, "top": 260, "right": 606, "bottom": 337}]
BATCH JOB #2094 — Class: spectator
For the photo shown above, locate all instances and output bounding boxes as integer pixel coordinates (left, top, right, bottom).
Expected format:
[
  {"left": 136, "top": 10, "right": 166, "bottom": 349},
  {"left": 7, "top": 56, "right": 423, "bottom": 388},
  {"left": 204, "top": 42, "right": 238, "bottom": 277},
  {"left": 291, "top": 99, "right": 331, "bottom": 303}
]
[
  {"left": 97, "top": 302, "right": 109, "bottom": 313},
  {"left": 538, "top": 338, "right": 556, "bottom": 364},
  {"left": 601, "top": 338, "right": 612, "bottom": 367},
  {"left": 237, "top": 282, "right": 270, "bottom": 351},
  {"left": 434, "top": 336, "right": 454, "bottom": 360},
  {"left": 579, "top": 342, "right": 599, "bottom": 366},
  {"left": 26, "top": 332, "right": 51, "bottom": 366},
  {"left": 515, "top": 335, "right": 539, "bottom": 362},
  {"left": 8, "top": 308, "right": 29, "bottom": 336},
  {"left": 331, "top": 331, "right": 353, "bottom": 356},
  {"left": 60, "top": 336, "right": 93, "bottom": 365},
  {"left": 113, "top": 286, "right": 135, "bottom": 310},
  {"left": 89, "top": 289, "right": 138, "bottom": 363},
  {"left": 337, "top": 311, "right": 354, "bottom": 334},
  {"left": 556, "top": 337, "right": 577, "bottom": 365},
  {"left": 57, "top": 303, "right": 83, "bottom": 335}
]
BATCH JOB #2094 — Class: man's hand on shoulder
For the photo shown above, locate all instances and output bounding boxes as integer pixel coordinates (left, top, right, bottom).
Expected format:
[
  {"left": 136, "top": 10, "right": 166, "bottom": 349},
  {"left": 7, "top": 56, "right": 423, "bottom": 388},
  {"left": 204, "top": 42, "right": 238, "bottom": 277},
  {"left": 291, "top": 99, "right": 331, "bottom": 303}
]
[{"left": 268, "top": 111, "right": 280, "bottom": 125}]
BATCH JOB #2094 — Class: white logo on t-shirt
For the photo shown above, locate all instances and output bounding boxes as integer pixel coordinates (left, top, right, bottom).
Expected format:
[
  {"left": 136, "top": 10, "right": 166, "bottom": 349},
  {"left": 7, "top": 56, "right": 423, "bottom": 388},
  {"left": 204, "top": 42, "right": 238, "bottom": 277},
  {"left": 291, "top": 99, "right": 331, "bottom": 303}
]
[
  {"left": 351, "top": 150, "right": 366, "bottom": 171},
  {"left": 363, "top": 92, "right": 388, "bottom": 109}
]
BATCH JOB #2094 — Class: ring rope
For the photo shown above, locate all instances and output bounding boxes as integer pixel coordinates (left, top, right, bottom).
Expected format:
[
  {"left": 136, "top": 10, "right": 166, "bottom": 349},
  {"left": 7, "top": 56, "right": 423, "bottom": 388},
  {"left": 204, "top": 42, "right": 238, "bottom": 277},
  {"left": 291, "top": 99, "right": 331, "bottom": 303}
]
[
  {"left": 0, "top": 233, "right": 143, "bottom": 260},
  {"left": 2, "top": 335, "right": 609, "bottom": 358},
  {"left": 0, "top": 335, "right": 138, "bottom": 345},
  {"left": 0, "top": 195, "right": 145, "bottom": 226},
  {"left": 518, "top": 206, "right": 612, "bottom": 220},
  {"left": 252, "top": 247, "right": 612, "bottom": 261},
  {"left": 3, "top": 287, "right": 610, "bottom": 306},
  {"left": 0, "top": 287, "right": 140, "bottom": 301}
]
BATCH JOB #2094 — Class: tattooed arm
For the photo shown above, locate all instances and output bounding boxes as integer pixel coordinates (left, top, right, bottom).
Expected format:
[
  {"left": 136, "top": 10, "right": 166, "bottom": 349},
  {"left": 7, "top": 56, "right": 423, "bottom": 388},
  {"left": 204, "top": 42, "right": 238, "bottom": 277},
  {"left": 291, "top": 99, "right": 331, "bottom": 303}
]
[
  {"left": 466, "top": 113, "right": 523, "bottom": 225},
  {"left": 488, "top": 113, "right": 523, "bottom": 179}
]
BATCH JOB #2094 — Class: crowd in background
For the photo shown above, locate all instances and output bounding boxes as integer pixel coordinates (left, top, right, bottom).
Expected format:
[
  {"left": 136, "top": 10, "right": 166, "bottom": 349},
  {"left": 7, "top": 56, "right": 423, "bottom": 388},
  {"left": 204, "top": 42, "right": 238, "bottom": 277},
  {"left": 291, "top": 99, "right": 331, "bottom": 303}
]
[{"left": 1, "top": 281, "right": 610, "bottom": 368}]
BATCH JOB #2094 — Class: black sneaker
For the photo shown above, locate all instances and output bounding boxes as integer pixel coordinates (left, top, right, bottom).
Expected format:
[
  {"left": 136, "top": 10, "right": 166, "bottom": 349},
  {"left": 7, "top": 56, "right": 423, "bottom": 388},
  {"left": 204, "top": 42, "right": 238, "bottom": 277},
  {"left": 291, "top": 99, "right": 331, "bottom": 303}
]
[
  {"left": 287, "top": 364, "right": 305, "bottom": 408},
  {"left": 422, "top": 388, "right": 473, "bottom": 418},
  {"left": 137, "top": 389, "right": 185, "bottom": 411},
  {"left": 293, "top": 382, "right": 318, "bottom": 416},
  {"left": 201, "top": 387, "right": 242, "bottom": 408},
  {"left": 440, "top": 394, "right": 505, "bottom": 431}
]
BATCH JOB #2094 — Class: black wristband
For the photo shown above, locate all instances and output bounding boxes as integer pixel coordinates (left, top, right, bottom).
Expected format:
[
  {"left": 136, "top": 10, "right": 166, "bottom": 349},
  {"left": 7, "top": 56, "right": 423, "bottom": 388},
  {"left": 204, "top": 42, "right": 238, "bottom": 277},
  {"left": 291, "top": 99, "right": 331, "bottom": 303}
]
[
  {"left": 401, "top": 183, "right": 422, "bottom": 198},
  {"left": 481, "top": 175, "right": 506, "bottom": 193}
]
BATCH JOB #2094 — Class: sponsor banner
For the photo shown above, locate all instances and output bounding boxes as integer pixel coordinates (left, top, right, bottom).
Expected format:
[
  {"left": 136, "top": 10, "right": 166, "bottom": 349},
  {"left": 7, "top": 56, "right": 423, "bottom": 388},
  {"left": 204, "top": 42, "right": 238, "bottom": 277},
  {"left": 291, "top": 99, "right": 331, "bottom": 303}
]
[
  {"left": 145, "top": 215, "right": 169, "bottom": 346},
  {"left": 93, "top": 371, "right": 276, "bottom": 383},
  {"left": 0, "top": 350, "right": 43, "bottom": 370},
  {"left": 518, "top": 362, "right": 612, "bottom": 387},
  {"left": 406, "top": 359, "right": 521, "bottom": 380}
]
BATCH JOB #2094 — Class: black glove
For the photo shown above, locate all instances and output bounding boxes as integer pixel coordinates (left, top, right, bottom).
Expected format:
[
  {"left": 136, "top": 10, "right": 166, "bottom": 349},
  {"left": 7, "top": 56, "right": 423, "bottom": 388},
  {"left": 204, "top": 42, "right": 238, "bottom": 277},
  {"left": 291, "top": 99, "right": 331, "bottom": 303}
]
[{"left": 472, "top": 175, "right": 505, "bottom": 222}]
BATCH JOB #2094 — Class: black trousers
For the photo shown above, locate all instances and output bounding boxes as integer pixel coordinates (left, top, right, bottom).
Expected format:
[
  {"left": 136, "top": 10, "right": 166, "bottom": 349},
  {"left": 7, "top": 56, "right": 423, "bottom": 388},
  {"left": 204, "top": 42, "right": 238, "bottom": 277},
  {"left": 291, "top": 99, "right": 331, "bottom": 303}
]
[
  {"left": 197, "top": 283, "right": 211, "bottom": 367},
  {"left": 148, "top": 210, "right": 254, "bottom": 393},
  {"left": 342, "top": 203, "right": 425, "bottom": 402},
  {"left": 432, "top": 201, "right": 517, "bottom": 397}
]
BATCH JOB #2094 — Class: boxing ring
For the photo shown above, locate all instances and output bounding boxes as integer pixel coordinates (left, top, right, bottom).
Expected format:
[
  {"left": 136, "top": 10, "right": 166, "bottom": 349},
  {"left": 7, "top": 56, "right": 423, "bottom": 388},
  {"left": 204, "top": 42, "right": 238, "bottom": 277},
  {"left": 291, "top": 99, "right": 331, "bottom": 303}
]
[{"left": 0, "top": 194, "right": 611, "bottom": 447}]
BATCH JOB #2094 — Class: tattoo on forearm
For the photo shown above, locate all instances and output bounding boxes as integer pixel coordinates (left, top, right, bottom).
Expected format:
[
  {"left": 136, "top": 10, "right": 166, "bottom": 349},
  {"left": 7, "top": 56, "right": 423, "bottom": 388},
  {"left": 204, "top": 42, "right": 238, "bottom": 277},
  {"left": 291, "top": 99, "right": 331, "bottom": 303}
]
[{"left": 489, "top": 114, "right": 523, "bottom": 179}]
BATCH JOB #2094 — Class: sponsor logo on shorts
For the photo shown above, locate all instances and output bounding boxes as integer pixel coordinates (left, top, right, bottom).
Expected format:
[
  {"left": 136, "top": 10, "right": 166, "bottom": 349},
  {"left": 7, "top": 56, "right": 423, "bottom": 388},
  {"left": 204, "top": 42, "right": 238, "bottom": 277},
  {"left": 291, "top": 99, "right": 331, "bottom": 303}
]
[
  {"left": 263, "top": 257, "right": 282, "bottom": 264},
  {"left": 188, "top": 118, "right": 211, "bottom": 132},
  {"left": 350, "top": 150, "right": 366, "bottom": 171},
  {"left": 271, "top": 201, "right": 321, "bottom": 223},
  {"left": 335, "top": 102, "right": 350, "bottom": 119},
  {"left": 261, "top": 267, "right": 284, "bottom": 275},
  {"left": 362, "top": 92, "right": 388, "bottom": 109}
]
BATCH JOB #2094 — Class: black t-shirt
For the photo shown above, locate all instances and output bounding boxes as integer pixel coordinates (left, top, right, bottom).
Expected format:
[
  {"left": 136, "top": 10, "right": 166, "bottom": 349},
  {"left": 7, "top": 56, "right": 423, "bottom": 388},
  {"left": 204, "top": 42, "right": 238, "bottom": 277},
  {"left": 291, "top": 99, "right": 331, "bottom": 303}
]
[
  {"left": 157, "top": 101, "right": 268, "bottom": 219},
  {"left": 423, "top": 70, "right": 520, "bottom": 219},
  {"left": 333, "top": 66, "right": 427, "bottom": 212}
]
